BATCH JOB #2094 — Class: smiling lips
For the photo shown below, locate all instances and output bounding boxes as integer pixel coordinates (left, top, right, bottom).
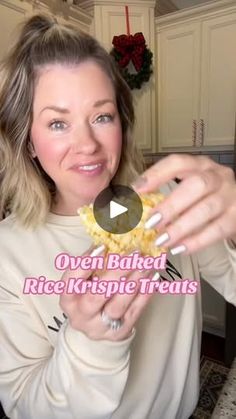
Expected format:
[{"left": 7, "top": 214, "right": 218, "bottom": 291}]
[
  {"left": 79, "top": 163, "right": 102, "bottom": 171},
  {"left": 70, "top": 161, "right": 104, "bottom": 175}
]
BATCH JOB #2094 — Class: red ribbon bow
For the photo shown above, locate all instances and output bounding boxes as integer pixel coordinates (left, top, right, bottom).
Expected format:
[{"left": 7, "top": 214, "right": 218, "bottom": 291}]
[{"left": 112, "top": 32, "right": 145, "bottom": 72}]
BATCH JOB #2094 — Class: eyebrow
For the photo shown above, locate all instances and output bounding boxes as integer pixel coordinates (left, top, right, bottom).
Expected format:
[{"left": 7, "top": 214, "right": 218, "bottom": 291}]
[{"left": 39, "top": 99, "right": 115, "bottom": 115}]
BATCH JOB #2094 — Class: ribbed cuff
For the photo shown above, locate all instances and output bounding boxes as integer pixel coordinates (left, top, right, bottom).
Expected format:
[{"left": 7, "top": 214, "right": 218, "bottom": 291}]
[{"left": 64, "top": 322, "right": 136, "bottom": 369}]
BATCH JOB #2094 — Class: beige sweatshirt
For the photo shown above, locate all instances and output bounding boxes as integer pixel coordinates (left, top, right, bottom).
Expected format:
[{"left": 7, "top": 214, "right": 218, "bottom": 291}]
[{"left": 0, "top": 182, "right": 236, "bottom": 419}]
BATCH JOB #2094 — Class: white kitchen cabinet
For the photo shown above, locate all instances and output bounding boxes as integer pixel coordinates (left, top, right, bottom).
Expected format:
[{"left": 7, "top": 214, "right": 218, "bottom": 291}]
[
  {"left": 31, "top": 0, "right": 92, "bottom": 34},
  {"left": 157, "top": 21, "right": 201, "bottom": 149},
  {"left": 156, "top": 0, "right": 236, "bottom": 152},
  {"left": 200, "top": 12, "right": 236, "bottom": 147},
  {"left": 0, "top": 0, "right": 92, "bottom": 63},
  {"left": 80, "top": 0, "right": 157, "bottom": 153},
  {"left": 0, "top": 0, "right": 31, "bottom": 61}
]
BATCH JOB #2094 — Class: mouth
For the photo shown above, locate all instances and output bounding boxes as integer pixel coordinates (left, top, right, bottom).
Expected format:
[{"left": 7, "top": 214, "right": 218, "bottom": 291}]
[
  {"left": 78, "top": 163, "right": 102, "bottom": 171},
  {"left": 70, "top": 161, "right": 105, "bottom": 175}
]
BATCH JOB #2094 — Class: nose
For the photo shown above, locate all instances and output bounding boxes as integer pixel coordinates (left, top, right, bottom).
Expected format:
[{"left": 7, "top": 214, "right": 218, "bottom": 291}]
[{"left": 71, "top": 123, "right": 99, "bottom": 155}]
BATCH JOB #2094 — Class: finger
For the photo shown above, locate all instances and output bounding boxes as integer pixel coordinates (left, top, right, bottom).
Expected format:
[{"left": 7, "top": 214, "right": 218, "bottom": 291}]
[
  {"left": 171, "top": 205, "right": 236, "bottom": 255},
  {"left": 153, "top": 188, "right": 232, "bottom": 249},
  {"left": 131, "top": 154, "right": 217, "bottom": 193},
  {"left": 69, "top": 289, "right": 153, "bottom": 342},
  {"left": 101, "top": 269, "right": 154, "bottom": 320},
  {"left": 61, "top": 244, "right": 105, "bottom": 282},
  {"left": 98, "top": 285, "right": 155, "bottom": 342},
  {"left": 145, "top": 170, "right": 223, "bottom": 231},
  {"left": 60, "top": 244, "right": 106, "bottom": 316},
  {"left": 74, "top": 273, "right": 140, "bottom": 341},
  {"left": 123, "top": 290, "right": 154, "bottom": 329},
  {"left": 73, "top": 264, "right": 144, "bottom": 319}
]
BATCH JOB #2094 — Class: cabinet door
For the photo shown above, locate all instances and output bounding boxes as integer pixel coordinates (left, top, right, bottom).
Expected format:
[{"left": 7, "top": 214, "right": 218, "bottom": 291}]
[
  {"left": 157, "top": 22, "right": 201, "bottom": 151},
  {"left": 31, "top": 1, "right": 92, "bottom": 34},
  {"left": 200, "top": 12, "right": 236, "bottom": 147},
  {"left": 0, "top": 0, "right": 31, "bottom": 61},
  {"left": 94, "top": 4, "right": 156, "bottom": 152}
]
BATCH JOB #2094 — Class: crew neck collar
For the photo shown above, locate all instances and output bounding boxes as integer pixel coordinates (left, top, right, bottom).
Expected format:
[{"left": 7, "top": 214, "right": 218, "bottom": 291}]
[{"left": 46, "top": 211, "right": 83, "bottom": 227}]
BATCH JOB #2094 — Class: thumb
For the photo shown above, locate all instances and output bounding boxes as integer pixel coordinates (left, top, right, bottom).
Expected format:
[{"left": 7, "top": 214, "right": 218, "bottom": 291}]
[{"left": 60, "top": 244, "right": 106, "bottom": 291}]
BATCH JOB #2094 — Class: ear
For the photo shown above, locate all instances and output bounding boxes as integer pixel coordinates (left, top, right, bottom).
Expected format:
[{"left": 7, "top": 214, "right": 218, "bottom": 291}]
[{"left": 28, "top": 141, "right": 37, "bottom": 158}]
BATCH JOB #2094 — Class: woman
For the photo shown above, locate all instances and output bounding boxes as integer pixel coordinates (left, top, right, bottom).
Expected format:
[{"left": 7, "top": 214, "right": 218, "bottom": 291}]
[{"left": 0, "top": 13, "right": 236, "bottom": 419}]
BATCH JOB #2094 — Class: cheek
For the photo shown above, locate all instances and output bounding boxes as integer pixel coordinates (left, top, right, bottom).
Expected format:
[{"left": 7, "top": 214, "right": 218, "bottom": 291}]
[
  {"left": 109, "top": 127, "right": 123, "bottom": 161},
  {"left": 31, "top": 127, "right": 67, "bottom": 168}
]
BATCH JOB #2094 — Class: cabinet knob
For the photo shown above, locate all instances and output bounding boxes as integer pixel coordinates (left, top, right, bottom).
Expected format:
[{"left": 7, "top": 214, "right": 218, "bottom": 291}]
[
  {"left": 192, "top": 119, "right": 197, "bottom": 146},
  {"left": 197, "top": 119, "right": 204, "bottom": 147}
]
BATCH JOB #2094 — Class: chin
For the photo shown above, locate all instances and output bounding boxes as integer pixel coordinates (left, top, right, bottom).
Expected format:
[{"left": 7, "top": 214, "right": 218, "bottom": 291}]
[
  {"left": 79, "top": 184, "right": 110, "bottom": 205},
  {"left": 67, "top": 174, "right": 114, "bottom": 206}
]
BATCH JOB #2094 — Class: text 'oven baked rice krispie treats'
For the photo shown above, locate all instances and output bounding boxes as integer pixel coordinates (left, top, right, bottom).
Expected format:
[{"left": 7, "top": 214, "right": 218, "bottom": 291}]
[{"left": 78, "top": 192, "right": 166, "bottom": 257}]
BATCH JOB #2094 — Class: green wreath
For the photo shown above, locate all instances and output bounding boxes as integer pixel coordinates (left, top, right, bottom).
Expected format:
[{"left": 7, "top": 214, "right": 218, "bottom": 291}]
[{"left": 110, "top": 32, "right": 153, "bottom": 90}]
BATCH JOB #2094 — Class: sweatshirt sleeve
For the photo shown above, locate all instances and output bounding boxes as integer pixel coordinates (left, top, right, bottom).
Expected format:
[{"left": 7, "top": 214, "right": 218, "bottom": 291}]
[
  {"left": 195, "top": 239, "right": 236, "bottom": 306},
  {"left": 0, "top": 267, "right": 134, "bottom": 419}
]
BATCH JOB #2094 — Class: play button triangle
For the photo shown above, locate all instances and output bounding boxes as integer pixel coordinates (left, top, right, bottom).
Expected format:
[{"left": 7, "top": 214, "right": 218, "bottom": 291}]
[
  {"left": 110, "top": 200, "right": 128, "bottom": 219},
  {"left": 93, "top": 185, "right": 143, "bottom": 234}
]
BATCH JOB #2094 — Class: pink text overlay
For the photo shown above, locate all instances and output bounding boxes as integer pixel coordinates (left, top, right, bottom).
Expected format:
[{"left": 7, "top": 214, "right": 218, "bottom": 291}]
[
  {"left": 54, "top": 252, "right": 167, "bottom": 271},
  {"left": 23, "top": 276, "right": 198, "bottom": 297}
]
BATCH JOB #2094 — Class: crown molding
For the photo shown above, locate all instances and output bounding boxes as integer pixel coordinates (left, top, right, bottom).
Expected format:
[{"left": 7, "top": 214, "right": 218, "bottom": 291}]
[
  {"left": 156, "top": 0, "right": 178, "bottom": 16},
  {"left": 0, "top": 0, "right": 32, "bottom": 13},
  {"left": 155, "top": 0, "right": 236, "bottom": 29},
  {"left": 79, "top": 0, "right": 156, "bottom": 15},
  {"left": 30, "top": 0, "right": 92, "bottom": 25}
]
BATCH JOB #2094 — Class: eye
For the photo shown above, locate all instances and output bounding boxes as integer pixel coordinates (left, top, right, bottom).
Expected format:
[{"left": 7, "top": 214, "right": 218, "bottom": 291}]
[
  {"left": 49, "top": 120, "right": 67, "bottom": 131},
  {"left": 95, "top": 114, "right": 113, "bottom": 124}
]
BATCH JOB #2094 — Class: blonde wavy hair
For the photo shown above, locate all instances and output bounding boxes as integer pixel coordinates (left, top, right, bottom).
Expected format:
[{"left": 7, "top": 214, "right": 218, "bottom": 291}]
[{"left": 0, "top": 14, "right": 144, "bottom": 228}]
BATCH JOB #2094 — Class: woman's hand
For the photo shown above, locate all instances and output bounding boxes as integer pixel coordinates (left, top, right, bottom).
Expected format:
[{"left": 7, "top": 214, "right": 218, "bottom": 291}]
[
  {"left": 60, "top": 247, "right": 154, "bottom": 341},
  {"left": 132, "top": 154, "right": 236, "bottom": 255}
]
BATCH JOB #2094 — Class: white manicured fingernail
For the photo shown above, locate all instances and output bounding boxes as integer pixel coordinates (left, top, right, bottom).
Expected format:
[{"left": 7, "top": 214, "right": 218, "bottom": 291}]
[
  {"left": 90, "top": 244, "right": 105, "bottom": 257},
  {"left": 152, "top": 272, "right": 160, "bottom": 281},
  {"left": 170, "top": 245, "right": 186, "bottom": 255},
  {"left": 145, "top": 212, "right": 162, "bottom": 229},
  {"left": 155, "top": 232, "right": 169, "bottom": 246},
  {"left": 128, "top": 250, "right": 139, "bottom": 256}
]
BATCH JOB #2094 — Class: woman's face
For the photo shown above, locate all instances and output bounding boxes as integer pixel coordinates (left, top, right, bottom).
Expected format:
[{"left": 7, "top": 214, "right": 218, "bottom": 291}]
[{"left": 31, "top": 61, "right": 122, "bottom": 214}]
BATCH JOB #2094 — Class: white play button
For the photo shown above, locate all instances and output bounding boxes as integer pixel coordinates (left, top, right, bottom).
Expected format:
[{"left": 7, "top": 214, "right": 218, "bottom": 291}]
[
  {"left": 110, "top": 200, "right": 128, "bottom": 219},
  {"left": 93, "top": 185, "right": 143, "bottom": 234}
]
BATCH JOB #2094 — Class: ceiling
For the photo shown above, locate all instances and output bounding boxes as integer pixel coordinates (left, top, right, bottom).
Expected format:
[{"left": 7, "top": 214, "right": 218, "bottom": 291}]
[{"left": 172, "top": 0, "right": 213, "bottom": 8}]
